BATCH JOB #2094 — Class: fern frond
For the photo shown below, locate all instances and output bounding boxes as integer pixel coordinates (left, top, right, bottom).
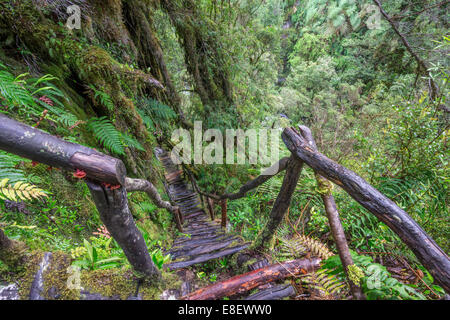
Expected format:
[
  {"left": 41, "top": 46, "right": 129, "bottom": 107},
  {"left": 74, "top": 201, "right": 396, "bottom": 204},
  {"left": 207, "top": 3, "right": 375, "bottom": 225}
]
[
  {"left": 137, "top": 109, "right": 155, "bottom": 131},
  {"left": 120, "top": 133, "right": 145, "bottom": 152},
  {"left": 0, "top": 67, "right": 39, "bottom": 114},
  {"left": 0, "top": 151, "right": 26, "bottom": 183},
  {"left": 302, "top": 268, "right": 346, "bottom": 297},
  {"left": 137, "top": 97, "right": 177, "bottom": 124},
  {"left": 256, "top": 177, "right": 282, "bottom": 199},
  {"left": 58, "top": 112, "right": 79, "bottom": 127},
  {"left": 0, "top": 178, "right": 48, "bottom": 202},
  {"left": 279, "top": 234, "right": 334, "bottom": 260},
  {"left": 87, "top": 117, "right": 125, "bottom": 155},
  {"left": 88, "top": 85, "right": 114, "bottom": 111}
]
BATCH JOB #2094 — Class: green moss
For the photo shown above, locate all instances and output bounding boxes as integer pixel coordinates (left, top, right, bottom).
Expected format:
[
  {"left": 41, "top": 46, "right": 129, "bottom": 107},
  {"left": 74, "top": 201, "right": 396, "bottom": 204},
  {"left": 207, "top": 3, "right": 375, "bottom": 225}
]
[
  {"left": 81, "top": 268, "right": 139, "bottom": 300},
  {"left": 78, "top": 266, "right": 182, "bottom": 300},
  {"left": 42, "top": 251, "right": 80, "bottom": 300},
  {"left": 17, "top": 250, "right": 44, "bottom": 299},
  {"left": 0, "top": 240, "right": 29, "bottom": 272}
]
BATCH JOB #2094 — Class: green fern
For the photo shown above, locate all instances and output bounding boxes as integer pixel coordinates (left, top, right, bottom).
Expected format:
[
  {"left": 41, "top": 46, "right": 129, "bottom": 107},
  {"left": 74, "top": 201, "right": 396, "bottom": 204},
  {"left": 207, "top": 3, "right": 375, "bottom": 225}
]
[
  {"left": 302, "top": 268, "right": 347, "bottom": 298},
  {"left": 0, "top": 64, "right": 39, "bottom": 114},
  {"left": 137, "top": 109, "right": 155, "bottom": 131},
  {"left": 88, "top": 85, "right": 114, "bottom": 111},
  {"left": 256, "top": 176, "right": 283, "bottom": 200},
  {"left": 137, "top": 97, "right": 177, "bottom": 131},
  {"left": 58, "top": 112, "right": 79, "bottom": 127},
  {"left": 0, "top": 178, "right": 47, "bottom": 202},
  {"left": 0, "top": 63, "right": 77, "bottom": 126},
  {"left": 278, "top": 234, "right": 334, "bottom": 260},
  {"left": 0, "top": 150, "right": 26, "bottom": 183},
  {"left": 87, "top": 117, "right": 125, "bottom": 155},
  {"left": 120, "top": 132, "right": 145, "bottom": 152}
]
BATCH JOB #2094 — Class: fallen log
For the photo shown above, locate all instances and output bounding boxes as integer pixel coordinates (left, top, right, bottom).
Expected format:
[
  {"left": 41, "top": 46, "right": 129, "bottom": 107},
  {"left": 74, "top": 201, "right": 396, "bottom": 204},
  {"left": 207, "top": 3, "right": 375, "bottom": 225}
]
[
  {"left": 0, "top": 114, "right": 126, "bottom": 185},
  {"left": 183, "top": 258, "right": 321, "bottom": 300},
  {"left": 282, "top": 126, "right": 450, "bottom": 293}
]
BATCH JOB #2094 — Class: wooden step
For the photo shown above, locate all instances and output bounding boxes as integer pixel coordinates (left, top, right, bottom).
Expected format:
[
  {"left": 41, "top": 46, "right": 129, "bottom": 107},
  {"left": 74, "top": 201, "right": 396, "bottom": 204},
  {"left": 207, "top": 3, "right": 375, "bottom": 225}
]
[
  {"left": 244, "top": 284, "right": 296, "bottom": 300},
  {"left": 165, "top": 243, "right": 250, "bottom": 270}
]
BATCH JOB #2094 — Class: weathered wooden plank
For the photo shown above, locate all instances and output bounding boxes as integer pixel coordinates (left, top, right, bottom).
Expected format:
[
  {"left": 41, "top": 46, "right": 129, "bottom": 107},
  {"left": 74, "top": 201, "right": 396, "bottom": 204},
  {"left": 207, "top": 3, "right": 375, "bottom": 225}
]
[
  {"left": 166, "top": 243, "right": 250, "bottom": 270},
  {"left": 245, "top": 284, "right": 296, "bottom": 300},
  {"left": 168, "top": 238, "right": 239, "bottom": 259}
]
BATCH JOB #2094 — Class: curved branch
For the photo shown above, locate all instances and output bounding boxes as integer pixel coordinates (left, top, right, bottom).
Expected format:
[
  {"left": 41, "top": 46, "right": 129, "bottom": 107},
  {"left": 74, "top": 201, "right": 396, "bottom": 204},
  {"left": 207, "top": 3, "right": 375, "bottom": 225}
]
[
  {"left": 125, "top": 177, "right": 179, "bottom": 215},
  {"left": 221, "top": 157, "right": 291, "bottom": 200}
]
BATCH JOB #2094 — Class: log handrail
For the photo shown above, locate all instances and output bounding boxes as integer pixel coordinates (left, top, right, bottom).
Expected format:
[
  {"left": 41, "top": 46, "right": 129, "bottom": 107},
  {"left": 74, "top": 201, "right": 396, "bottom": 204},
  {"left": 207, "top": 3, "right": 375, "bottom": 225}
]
[
  {"left": 0, "top": 114, "right": 180, "bottom": 280},
  {"left": 217, "top": 124, "right": 449, "bottom": 294},
  {"left": 281, "top": 126, "right": 450, "bottom": 293}
]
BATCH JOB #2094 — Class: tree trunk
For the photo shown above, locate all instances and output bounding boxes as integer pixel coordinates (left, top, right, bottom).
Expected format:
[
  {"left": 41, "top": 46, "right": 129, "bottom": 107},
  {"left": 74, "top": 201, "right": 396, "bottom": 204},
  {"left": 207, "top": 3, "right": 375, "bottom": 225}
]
[
  {"left": 123, "top": 0, "right": 191, "bottom": 128},
  {"left": 282, "top": 126, "right": 450, "bottom": 293},
  {"left": 252, "top": 155, "right": 303, "bottom": 251},
  {"left": 160, "top": 0, "right": 234, "bottom": 112},
  {"left": 183, "top": 257, "right": 321, "bottom": 300}
]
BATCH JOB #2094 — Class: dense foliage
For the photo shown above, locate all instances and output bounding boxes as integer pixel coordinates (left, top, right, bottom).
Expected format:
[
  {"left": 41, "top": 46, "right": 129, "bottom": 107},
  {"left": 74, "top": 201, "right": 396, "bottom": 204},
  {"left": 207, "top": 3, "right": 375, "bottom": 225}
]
[{"left": 0, "top": 0, "right": 448, "bottom": 300}]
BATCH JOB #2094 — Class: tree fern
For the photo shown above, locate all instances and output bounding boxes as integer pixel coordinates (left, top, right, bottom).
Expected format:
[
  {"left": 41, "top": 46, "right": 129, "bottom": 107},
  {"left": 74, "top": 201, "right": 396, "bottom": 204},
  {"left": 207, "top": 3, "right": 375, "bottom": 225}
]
[
  {"left": 0, "top": 178, "right": 47, "bottom": 202},
  {"left": 87, "top": 117, "right": 125, "bottom": 155}
]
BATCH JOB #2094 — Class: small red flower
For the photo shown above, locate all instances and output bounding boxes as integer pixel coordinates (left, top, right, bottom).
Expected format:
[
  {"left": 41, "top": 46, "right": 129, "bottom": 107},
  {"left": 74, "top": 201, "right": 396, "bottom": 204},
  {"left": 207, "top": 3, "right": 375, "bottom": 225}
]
[
  {"left": 73, "top": 169, "right": 87, "bottom": 179},
  {"left": 31, "top": 161, "right": 39, "bottom": 167},
  {"left": 46, "top": 166, "right": 53, "bottom": 171}
]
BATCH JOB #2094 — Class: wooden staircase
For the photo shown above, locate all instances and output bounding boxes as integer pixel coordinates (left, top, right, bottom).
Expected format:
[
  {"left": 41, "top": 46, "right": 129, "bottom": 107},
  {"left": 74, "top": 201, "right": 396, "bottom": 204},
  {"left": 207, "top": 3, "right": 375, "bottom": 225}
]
[{"left": 155, "top": 148, "right": 250, "bottom": 270}]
